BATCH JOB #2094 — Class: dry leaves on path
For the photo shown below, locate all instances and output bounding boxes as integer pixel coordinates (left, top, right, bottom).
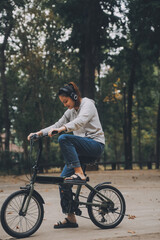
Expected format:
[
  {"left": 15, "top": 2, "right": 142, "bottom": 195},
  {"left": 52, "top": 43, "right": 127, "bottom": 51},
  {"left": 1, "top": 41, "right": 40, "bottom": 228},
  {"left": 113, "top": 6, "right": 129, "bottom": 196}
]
[
  {"left": 128, "top": 230, "right": 136, "bottom": 234},
  {"left": 128, "top": 215, "right": 136, "bottom": 219}
]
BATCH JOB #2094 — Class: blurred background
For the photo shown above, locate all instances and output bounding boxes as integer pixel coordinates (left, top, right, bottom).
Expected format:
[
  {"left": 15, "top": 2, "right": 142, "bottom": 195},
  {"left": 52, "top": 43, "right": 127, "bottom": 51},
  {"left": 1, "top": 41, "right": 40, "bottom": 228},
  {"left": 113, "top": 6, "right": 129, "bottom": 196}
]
[{"left": 0, "top": 0, "right": 160, "bottom": 174}]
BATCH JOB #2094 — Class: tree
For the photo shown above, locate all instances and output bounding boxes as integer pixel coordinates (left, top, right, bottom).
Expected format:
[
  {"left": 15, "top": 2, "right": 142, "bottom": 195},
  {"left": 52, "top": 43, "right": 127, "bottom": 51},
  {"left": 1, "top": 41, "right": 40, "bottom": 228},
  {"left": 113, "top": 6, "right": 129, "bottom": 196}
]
[
  {"left": 51, "top": 0, "right": 122, "bottom": 99},
  {"left": 140, "top": 0, "right": 160, "bottom": 169},
  {"left": 9, "top": 0, "right": 80, "bottom": 164},
  {"left": 112, "top": 0, "right": 160, "bottom": 169},
  {"left": 127, "top": 0, "right": 160, "bottom": 169},
  {"left": 0, "top": 0, "right": 27, "bottom": 151},
  {"left": 0, "top": 1, "right": 13, "bottom": 150}
]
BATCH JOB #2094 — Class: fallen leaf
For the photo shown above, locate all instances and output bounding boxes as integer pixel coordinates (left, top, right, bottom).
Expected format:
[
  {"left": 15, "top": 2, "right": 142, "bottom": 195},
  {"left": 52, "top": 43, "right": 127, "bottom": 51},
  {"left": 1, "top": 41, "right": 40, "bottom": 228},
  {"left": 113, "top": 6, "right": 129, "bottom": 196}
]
[
  {"left": 128, "top": 230, "right": 136, "bottom": 234},
  {"left": 0, "top": 189, "right": 3, "bottom": 193},
  {"left": 128, "top": 215, "right": 136, "bottom": 219},
  {"left": 7, "top": 212, "right": 13, "bottom": 215}
]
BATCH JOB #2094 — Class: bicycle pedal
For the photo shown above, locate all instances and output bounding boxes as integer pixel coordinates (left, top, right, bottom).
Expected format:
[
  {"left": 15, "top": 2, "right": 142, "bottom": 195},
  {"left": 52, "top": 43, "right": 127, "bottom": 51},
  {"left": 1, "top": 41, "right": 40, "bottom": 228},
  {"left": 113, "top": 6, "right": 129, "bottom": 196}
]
[
  {"left": 86, "top": 176, "right": 89, "bottom": 182},
  {"left": 64, "top": 176, "right": 89, "bottom": 185},
  {"left": 75, "top": 209, "right": 82, "bottom": 216}
]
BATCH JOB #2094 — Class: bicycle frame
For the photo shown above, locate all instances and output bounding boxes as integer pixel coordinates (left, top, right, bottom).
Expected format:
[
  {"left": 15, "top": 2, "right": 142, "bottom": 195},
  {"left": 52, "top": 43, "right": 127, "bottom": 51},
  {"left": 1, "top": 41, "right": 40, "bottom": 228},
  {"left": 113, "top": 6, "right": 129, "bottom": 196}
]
[
  {"left": 21, "top": 136, "right": 114, "bottom": 216},
  {"left": 1, "top": 134, "right": 126, "bottom": 238},
  {"left": 73, "top": 183, "right": 114, "bottom": 209},
  {"left": 18, "top": 137, "right": 44, "bottom": 215}
]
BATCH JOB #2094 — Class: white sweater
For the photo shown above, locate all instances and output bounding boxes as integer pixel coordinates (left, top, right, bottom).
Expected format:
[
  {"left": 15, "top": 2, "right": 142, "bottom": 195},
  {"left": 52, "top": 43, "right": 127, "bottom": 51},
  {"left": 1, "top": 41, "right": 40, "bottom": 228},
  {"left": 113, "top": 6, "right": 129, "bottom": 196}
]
[{"left": 41, "top": 97, "right": 105, "bottom": 145}]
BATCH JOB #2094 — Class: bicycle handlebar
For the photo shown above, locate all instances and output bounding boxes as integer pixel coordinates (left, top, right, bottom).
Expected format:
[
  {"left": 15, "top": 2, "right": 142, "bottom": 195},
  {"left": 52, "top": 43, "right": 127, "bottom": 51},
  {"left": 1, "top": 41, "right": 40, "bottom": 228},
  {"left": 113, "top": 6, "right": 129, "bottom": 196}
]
[
  {"left": 30, "top": 130, "right": 59, "bottom": 141},
  {"left": 28, "top": 130, "right": 59, "bottom": 176},
  {"left": 30, "top": 134, "right": 40, "bottom": 140}
]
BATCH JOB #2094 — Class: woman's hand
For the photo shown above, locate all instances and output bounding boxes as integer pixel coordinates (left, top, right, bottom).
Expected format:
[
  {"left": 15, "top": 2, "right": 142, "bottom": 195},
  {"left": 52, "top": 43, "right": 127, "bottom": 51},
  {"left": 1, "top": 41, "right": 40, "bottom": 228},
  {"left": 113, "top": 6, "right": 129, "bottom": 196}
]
[
  {"left": 48, "top": 126, "right": 66, "bottom": 137},
  {"left": 27, "top": 131, "right": 43, "bottom": 141}
]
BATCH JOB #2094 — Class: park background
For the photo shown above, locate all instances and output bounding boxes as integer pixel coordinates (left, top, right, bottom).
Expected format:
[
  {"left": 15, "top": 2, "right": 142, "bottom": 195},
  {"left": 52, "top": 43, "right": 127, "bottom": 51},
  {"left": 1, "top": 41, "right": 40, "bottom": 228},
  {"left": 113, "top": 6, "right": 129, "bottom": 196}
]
[{"left": 0, "top": 0, "right": 160, "bottom": 174}]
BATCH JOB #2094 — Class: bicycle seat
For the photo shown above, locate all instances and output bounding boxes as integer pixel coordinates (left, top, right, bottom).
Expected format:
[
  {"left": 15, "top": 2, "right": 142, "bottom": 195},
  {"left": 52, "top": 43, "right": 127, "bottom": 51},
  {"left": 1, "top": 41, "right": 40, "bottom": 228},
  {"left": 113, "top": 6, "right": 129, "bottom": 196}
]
[{"left": 79, "top": 156, "right": 100, "bottom": 175}]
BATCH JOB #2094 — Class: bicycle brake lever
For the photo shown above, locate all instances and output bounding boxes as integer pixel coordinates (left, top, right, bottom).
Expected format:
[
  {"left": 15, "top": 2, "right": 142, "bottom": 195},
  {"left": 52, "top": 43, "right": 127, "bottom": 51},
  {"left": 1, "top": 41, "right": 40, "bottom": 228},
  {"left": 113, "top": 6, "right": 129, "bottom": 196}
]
[{"left": 30, "top": 134, "right": 39, "bottom": 140}]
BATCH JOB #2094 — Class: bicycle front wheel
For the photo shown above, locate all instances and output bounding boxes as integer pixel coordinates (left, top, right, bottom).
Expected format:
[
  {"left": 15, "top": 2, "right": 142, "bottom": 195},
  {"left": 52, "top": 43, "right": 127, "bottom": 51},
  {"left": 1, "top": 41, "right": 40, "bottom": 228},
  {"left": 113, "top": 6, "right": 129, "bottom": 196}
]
[
  {"left": 1, "top": 190, "right": 44, "bottom": 238},
  {"left": 87, "top": 185, "right": 126, "bottom": 229}
]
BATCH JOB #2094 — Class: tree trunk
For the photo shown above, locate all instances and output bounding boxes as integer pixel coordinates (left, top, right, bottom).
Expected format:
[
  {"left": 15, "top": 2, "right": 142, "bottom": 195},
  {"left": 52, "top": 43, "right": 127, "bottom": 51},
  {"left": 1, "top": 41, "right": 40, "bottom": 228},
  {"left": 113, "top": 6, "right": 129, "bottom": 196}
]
[
  {"left": 23, "top": 139, "right": 28, "bottom": 162},
  {"left": 125, "top": 44, "right": 138, "bottom": 169},
  {"left": 137, "top": 92, "right": 142, "bottom": 169},
  {"left": 123, "top": 83, "right": 128, "bottom": 168},
  {"left": 156, "top": 96, "right": 160, "bottom": 169},
  {"left": 0, "top": 50, "right": 10, "bottom": 151},
  {"left": 80, "top": 0, "right": 100, "bottom": 99},
  {"left": 0, "top": 13, "right": 13, "bottom": 151}
]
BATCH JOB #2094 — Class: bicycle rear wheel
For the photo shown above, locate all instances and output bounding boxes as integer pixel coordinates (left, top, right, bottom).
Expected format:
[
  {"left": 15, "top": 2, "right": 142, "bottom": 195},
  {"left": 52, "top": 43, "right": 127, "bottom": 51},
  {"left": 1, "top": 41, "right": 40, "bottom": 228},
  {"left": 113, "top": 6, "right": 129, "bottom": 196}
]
[
  {"left": 87, "top": 185, "right": 126, "bottom": 229},
  {"left": 1, "top": 190, "right": 44, "bottom": 238}
]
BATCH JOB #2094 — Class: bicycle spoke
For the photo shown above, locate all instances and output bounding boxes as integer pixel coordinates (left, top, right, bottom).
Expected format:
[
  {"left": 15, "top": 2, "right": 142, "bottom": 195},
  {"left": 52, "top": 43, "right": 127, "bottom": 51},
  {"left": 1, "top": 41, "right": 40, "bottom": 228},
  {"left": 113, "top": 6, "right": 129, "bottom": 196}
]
[
  {"left": 88, "top": 185, "right": 125, "bottom": 229},
  {"left": 3, "top": 192, "right": 42, "bottom": 236}
]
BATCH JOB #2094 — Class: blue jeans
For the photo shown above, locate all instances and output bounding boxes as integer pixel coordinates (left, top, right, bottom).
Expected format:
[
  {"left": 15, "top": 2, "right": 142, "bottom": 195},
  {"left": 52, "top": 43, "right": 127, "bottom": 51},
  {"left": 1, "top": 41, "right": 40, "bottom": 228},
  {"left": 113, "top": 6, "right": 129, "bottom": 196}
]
[{"left": 58, "top": 134, "right": 104, "bottom": 213}]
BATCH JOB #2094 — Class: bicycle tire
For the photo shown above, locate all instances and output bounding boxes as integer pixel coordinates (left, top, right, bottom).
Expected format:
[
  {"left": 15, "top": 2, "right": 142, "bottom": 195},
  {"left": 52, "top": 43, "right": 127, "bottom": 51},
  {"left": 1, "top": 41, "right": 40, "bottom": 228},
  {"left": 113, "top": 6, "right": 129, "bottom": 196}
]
[
  {"left": 87, "top": 185, "right": 126, "bottom": 229},
  {"left": 1, "top": 190, "right": 44, "bottom": 238}
]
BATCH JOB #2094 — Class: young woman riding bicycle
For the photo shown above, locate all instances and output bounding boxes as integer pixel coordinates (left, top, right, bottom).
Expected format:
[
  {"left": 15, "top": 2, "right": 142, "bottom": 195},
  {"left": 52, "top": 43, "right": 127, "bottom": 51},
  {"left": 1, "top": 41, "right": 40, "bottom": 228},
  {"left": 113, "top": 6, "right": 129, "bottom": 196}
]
[{"left": 27, "top": 82, "right": 105, "bottom": 229}]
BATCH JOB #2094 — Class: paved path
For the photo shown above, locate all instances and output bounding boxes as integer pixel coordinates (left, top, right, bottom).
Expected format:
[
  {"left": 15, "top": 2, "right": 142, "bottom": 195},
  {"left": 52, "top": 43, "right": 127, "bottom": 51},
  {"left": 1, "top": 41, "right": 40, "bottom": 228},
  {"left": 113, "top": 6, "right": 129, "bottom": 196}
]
[{"left": 0, "top": 170, "right": 160, "bottom": 240}]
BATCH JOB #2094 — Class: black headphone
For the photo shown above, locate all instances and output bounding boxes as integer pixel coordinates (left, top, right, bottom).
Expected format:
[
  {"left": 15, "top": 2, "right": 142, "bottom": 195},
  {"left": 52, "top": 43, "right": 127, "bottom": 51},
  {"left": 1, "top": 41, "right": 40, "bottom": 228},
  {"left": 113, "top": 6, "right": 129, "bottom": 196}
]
[{"left": 58, "top": 84, "right": 78, "bottom": 101}]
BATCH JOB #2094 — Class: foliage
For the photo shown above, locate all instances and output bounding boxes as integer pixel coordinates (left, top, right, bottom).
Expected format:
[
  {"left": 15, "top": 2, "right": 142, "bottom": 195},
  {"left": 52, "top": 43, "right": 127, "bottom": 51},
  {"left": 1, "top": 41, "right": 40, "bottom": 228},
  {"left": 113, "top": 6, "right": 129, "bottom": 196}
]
[{"left": 0, "top": 0, "right": 159, "bottom": 173}]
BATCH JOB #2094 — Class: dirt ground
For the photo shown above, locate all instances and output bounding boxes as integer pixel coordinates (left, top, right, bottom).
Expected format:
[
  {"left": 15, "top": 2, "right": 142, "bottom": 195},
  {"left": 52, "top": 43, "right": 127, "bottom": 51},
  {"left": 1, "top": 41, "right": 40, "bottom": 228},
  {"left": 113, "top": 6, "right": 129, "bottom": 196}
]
[{"left": 0, "top": 169, "right": 160, "bottom": 240}]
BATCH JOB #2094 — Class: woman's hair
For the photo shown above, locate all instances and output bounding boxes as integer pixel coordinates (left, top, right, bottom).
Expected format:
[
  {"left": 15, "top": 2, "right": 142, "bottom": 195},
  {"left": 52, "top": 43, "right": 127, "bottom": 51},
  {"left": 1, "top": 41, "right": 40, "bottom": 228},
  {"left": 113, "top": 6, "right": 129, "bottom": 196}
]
[{"left": 58, "top": 82, "right": 81, "bottom": 108}]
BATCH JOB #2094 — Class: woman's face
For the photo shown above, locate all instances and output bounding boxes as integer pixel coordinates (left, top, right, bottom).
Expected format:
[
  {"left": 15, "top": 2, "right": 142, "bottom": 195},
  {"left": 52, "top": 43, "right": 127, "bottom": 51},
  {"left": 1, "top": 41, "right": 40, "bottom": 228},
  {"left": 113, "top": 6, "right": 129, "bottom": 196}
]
[{"left": 59, "top": 95, "right": 75, "bottom": 109}]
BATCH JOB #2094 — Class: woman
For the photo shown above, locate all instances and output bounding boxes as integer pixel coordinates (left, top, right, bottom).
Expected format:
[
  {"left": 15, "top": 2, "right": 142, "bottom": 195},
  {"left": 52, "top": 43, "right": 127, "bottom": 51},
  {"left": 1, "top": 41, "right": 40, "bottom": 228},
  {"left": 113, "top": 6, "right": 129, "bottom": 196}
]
[{"left": 28, "top": 82, "right": 105, "bottom": 228}]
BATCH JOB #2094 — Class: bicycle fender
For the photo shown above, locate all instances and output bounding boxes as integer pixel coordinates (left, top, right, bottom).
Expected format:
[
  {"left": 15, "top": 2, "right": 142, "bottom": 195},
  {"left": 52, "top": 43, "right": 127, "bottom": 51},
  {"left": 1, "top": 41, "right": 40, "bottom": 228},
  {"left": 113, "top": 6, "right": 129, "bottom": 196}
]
[
  {"left": 93, "top": 181, "right": 111, "bottom": 189},
  {"left": 19, "top": 188, "right": 45, "bottom": 204},
  {"left": 33, "top": 190, "right": 45, "bottom": 204}
]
